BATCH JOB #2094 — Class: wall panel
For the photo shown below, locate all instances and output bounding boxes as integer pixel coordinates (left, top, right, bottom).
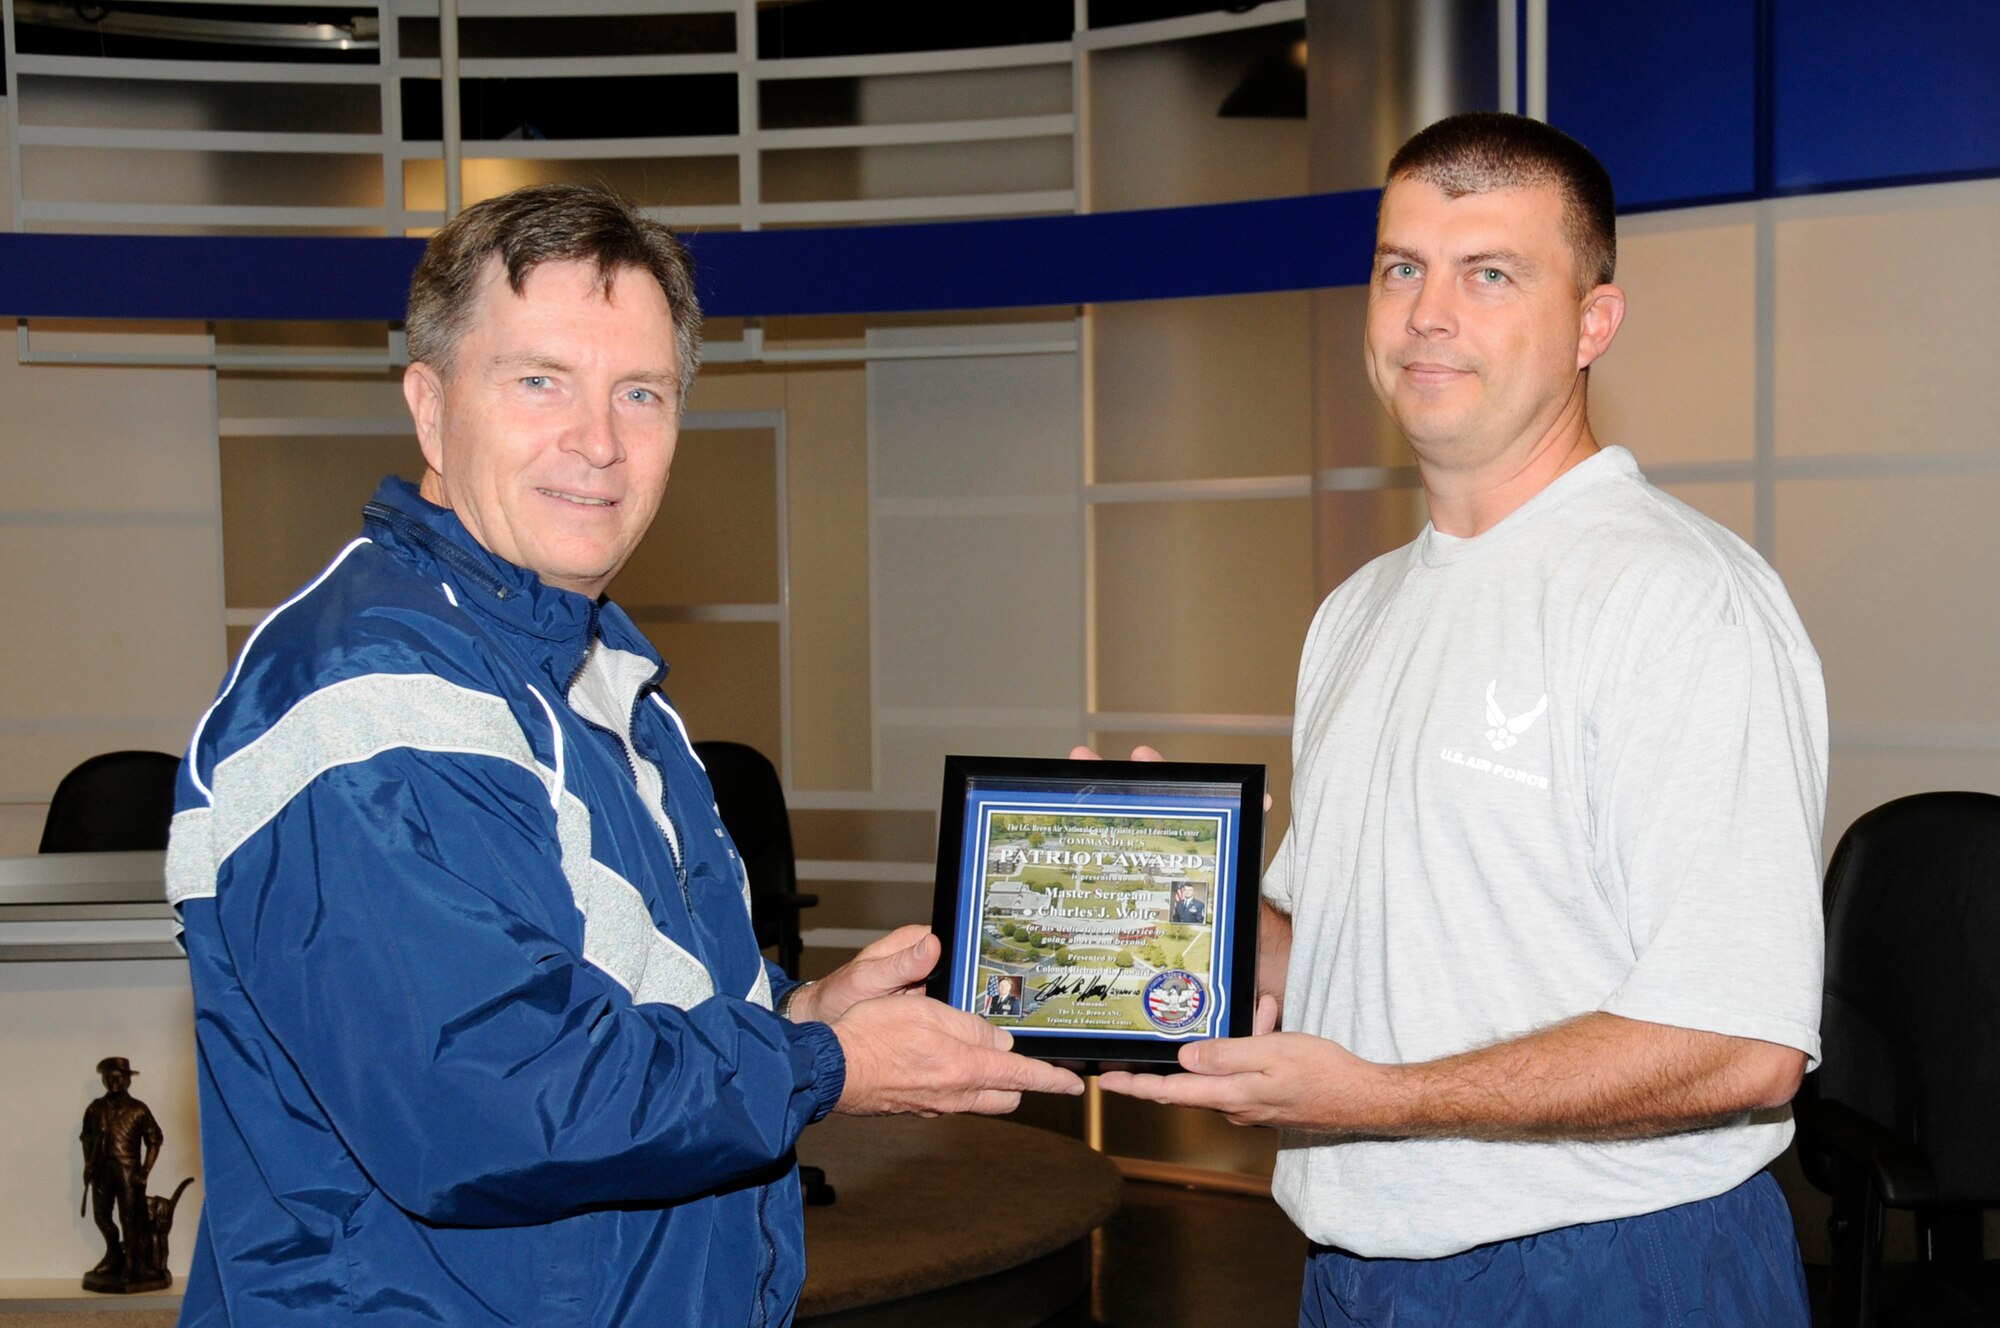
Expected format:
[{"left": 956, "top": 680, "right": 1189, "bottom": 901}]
[
  {"left": 869, "top": 324, "right": 1083, "bottom": 802},
  {"left": 1774, "top": 0, "right": 2000, "bottom": 190},
  {"left": 1773, "top": 184, "right": 2000, "bottom": 457},
  {"left": 1590, "top": 213, "right": 1756, "bottom": 466},
  {"left": 612, "top": 426, "right": 781, "bottom": 608},
  {"left": 1547, "top": 0, "right": 1757, "bottom": 208},
  {"left": 0, "top": 314, "right": 222, "bottom": 812},
  {"left": 219, "top": 435, "right": 421, "bottom": 607},
  {"left": 1094, "top": 498, "right": 1311, "bottom": 717},
  {"left": 1092, "top": 291, "right": 1311, "bottom": 484},
  {"left": 1776, "top": 474, "right": 2000, "bottom": 737},
  {"left": 644, "top": 620, "right": 784, "bottom": 761},
  {"left": 1087, "top": 25, "right": 1308, "bottom": 212}
]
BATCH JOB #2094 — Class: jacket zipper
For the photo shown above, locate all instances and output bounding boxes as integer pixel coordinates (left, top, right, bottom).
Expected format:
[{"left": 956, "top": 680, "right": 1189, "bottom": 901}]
[
  {"left": 751, "top": 1182, "right": 776, "bottom": 1328},
  {"left": 363, "top": 502, "right": 514, "bottom": 601},
  {"left": 564, "top": 617, "right": 690, "bottom": 906},
  {"left": 628, "top": 684, "right": 686, "bottom": 893}
]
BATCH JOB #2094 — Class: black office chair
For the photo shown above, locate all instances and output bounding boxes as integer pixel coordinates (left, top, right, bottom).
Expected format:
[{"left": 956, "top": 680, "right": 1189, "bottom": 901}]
[
  {"left": 1795, "top": 791, "right": 2000, "bottom": 1328},
  {"left": 38, "top": 750, "right": 182, "bottom": 853},
  {"left": 693, "top": 740, "right": 818, "bottom": 980},
  {"left": 692, "top": 739, "right": 833, "bottom": 1204}
]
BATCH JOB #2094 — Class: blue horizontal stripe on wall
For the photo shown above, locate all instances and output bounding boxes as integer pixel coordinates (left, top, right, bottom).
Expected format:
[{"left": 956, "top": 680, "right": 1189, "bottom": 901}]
[{"left": 0, "top": 190, "right": 1382, "bottom": 324}]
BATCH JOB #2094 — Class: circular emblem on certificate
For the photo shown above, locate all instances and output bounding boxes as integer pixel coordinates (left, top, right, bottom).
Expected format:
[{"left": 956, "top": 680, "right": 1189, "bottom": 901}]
[{"left": 1142, "top": 970, "right": 1207, "bottom": 1032}]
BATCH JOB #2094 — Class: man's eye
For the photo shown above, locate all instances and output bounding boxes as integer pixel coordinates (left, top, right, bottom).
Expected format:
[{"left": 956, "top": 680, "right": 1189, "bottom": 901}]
[
  {"left": 522, "top": 375, "right": 551, "bottom": 389},
  {"left": 1388, "top": 263, "right": 1418, "bottom": 280},
  {"left": 1476, "top": 268, "right": 1507, "bottom": 284},
  {"left": 624, "top": 387, "right": 658, "bottom": 404}
]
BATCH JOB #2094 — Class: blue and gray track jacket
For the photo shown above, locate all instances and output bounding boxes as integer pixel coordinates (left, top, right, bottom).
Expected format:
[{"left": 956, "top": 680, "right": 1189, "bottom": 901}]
[{"left": 166, "top": 476, "right": 845, "bottom": 1326}]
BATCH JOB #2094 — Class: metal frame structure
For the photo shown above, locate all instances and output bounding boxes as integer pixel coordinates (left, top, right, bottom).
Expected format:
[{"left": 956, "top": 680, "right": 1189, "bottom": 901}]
[{"left": 4, "top": 0, "right": 1303, "bottom": 370}]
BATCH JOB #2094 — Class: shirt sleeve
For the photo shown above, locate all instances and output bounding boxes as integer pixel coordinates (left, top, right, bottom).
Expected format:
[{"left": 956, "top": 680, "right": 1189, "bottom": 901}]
[
  {"left": 1591, "top": 622, "right": 1827, "bottom": 1064},
  {"left": 1261, "top": 826, "right": 1298, "bottom": 914},
  {"left": 205, "top": 745, "right": 844, "bottom": 1227}
]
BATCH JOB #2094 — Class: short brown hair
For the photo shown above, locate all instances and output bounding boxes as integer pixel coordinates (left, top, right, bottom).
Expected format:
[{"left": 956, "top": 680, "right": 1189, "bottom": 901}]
[
  {"left": 1386, "top": 112, "right": 1616, "bottom": 291},
  {"left": 405, "top": 183, "right": 703, "bottom": 406}
]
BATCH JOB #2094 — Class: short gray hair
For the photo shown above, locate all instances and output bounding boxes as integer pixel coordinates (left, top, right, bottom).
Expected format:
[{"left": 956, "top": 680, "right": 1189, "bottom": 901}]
[{"left": 404, "top": 183, "right": 703, "bottom": 406}]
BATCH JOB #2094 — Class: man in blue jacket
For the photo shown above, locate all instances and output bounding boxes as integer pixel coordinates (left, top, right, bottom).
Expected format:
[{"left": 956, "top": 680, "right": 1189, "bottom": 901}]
[{"left": 166, "top": 183, "right": 1081, "bottom": 1326}]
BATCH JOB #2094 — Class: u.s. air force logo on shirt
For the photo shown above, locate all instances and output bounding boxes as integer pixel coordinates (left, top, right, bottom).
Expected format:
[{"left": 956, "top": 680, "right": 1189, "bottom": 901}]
[{"left": 1438, "top": 679, "right": 1551, "bottom": 792}]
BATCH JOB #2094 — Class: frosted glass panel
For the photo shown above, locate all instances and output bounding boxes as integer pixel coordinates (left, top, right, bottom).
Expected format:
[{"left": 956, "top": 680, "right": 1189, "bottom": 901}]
[
  {"left": 762, "top": 138, "right": 1071, "bottom": 204},
  {"left": 869, "top": 326, "right": 1080, "bottom": 499},
  {"left": 406, "top": 157, "right": 739, "bottom": 212},
  {"left": 874, "top": 511, "right": 1081, "bottom": 709},
  {"left": 24, "top": 147, "right": 383, "bottom": 208}
]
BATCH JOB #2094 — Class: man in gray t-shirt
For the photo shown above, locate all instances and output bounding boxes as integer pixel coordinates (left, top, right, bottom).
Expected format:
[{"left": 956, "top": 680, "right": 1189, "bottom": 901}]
[{"left": 1096, "top": 114, "right": 1822, "bottom": 1326}]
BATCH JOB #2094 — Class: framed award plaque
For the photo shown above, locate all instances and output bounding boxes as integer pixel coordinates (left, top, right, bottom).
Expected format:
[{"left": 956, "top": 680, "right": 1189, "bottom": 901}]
[{"left": 928, "top": 755, "right": 1266, "bottom": 1073}]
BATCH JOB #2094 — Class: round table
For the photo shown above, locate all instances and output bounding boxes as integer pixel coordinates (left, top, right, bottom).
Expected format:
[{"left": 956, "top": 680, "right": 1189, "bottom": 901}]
[{"left": 797, "top": 1114, "right": 1123, "bottom": 1326}]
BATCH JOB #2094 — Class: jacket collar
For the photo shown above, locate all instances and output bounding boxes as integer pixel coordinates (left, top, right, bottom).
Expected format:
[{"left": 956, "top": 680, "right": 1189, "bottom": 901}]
[{"left": 360, "top": 476, "right": 666, "bottom": 691}]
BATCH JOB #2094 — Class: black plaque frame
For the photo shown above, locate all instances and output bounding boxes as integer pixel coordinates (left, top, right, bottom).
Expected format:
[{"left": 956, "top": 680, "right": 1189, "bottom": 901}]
[{"left": 928, "top": 755, "right": 1265, "bottom": 1073}]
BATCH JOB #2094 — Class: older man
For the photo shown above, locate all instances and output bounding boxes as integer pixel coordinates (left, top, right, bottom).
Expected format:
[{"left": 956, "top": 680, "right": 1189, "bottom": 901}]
[
  {"left": 1099, "top": 114, "right": 1824, "bottom": 1325},
  {"left": 167, "top": 184, "right": 1079, "bottom": 1327}
]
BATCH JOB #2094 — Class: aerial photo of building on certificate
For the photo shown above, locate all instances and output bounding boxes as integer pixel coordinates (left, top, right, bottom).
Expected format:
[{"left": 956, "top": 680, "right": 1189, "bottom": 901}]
[{"left": 963, "top": 801, "right": 1231, "bottom": 1042}]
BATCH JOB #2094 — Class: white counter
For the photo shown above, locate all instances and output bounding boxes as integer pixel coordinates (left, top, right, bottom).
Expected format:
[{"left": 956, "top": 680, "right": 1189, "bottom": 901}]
[{"left": 0, "top": 852, "right": 178, "bottom": 962}]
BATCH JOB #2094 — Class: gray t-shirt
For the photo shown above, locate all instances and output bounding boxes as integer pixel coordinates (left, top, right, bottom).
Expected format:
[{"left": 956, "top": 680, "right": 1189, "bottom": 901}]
[{"left": 1262, "top": 446, "right": 1826, "bottom": 1259}]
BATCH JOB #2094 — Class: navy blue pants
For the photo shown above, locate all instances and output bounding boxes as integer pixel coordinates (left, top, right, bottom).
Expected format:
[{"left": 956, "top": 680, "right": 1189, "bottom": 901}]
[{"left": 1301, "top": 1171, "right": 1810, "bottom": 1327}]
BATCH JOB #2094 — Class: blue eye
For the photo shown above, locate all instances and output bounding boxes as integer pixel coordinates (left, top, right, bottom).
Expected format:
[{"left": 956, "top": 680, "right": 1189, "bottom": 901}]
[
  {"left": 624, "top": 387, "right": 658, "bottom": 404},
  {"left": 522, "top": 375, "right": 551, "bottom": 389},
  {"left": 1390, "top": 263, "right": 1418, "bottom": 280},
  {"left": 1476, "top": 268, "right": 1507, "bottom": 284}
]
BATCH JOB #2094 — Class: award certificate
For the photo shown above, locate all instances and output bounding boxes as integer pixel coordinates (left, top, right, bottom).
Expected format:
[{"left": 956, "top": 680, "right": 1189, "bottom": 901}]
[{"left": 928, "top": 755, "right": 1266, "bottom": 1071}]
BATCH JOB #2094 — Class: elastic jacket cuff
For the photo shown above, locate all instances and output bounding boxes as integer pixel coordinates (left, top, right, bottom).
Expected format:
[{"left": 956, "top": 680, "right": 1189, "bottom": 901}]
[{"left": 785, "top": 1017, "right": 847, "bottom": 1123}]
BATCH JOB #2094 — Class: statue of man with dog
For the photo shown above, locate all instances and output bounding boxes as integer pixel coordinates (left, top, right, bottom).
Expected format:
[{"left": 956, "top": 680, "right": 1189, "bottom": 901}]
[{"left": 80, "top": 1056, "right": 169, "bottom": 1293}]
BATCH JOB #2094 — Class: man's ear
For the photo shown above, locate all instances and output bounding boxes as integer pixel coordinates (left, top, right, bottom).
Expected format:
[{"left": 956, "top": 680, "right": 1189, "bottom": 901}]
[
  {"left": 1576, "top": 283, "right": 1626, "bottom": 371},
  {"left": 403, "top": 362, "right": 446, "bottom": 475}
]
